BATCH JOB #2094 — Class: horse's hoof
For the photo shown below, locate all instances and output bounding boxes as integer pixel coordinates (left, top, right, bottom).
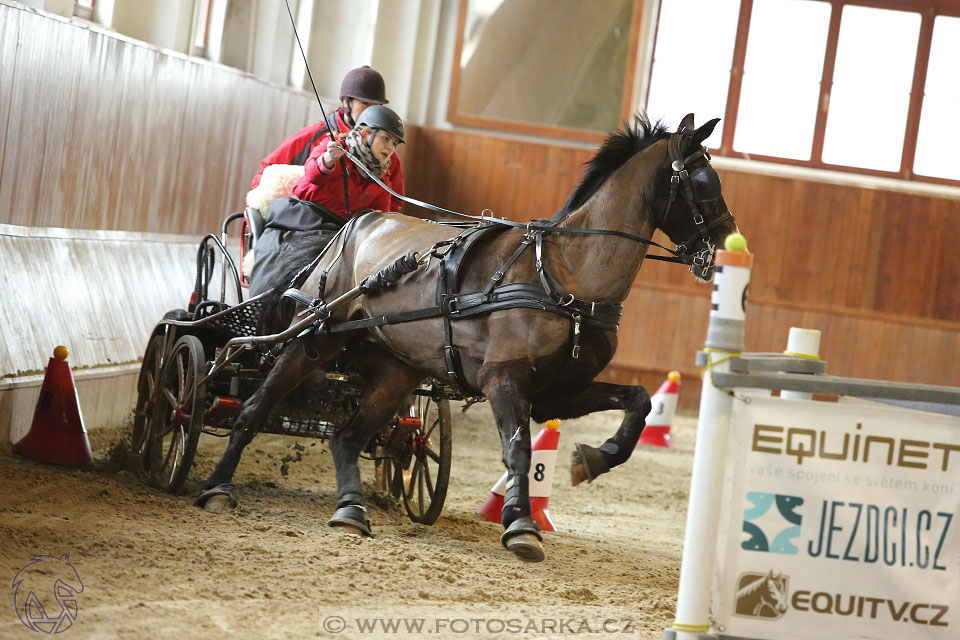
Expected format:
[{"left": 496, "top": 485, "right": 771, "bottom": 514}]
[
  {"left": 194, "top": 484, "right": 237, "bottom": 511},
  {"left": 504, "top": 532, "right": 545, "bottom": 562},
  {"left": 330, "top": 523, "right": 366, "bottom": 537},
  {"left": 328, "top": 505, "right": 372, "bottom": 537},
  {"left": 501, "top": 516, "right": 544, "bottom": 563},
  {"left": 203, "top": 495, "right": 234, "bottom": 512},
  {"left": 570, "top": 443, "right": 609, "bottom": 486}
]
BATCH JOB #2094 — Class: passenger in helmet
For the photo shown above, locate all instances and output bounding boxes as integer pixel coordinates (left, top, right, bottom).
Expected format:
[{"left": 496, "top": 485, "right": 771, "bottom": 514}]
[
  {"left": 250, "top": 65, "right": 404, "bottom": 202},
  {"left": 247, "top": 105, "right": 407, "bottom": 333}
]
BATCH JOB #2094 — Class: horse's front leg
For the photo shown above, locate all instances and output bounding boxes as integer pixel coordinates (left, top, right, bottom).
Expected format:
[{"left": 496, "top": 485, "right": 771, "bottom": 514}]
[
  {"left": 531, "top": 381, "right": 651, "bottom": 486},
  {"left": 478, "top": 361, "right": 544, "bottom": 563}
]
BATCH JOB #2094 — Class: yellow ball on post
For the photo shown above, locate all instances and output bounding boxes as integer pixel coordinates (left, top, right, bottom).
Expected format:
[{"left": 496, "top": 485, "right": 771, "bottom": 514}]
[
  {"left": 724, "top": 233, "right": 748, "bottom": 253},
  {"left": 53, "top": 345, "right": 69, "bottom": 360}
]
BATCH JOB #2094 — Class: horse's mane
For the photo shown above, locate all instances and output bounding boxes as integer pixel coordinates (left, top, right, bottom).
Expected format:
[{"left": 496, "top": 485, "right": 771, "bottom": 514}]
[{"left": 550, "top": 113, "right": 670, "bottom": 223}]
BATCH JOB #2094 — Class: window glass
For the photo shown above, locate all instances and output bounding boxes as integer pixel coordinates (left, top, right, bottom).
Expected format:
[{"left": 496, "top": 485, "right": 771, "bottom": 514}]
[
  {"left": 733, "top": 0, "right": 831, "bottom": 160},
  {"left": 913, "top": 16, "right": 960, "bottom": 181},
  {"left": 821, "top": 5, "right": 920, "bottom": 171},
  {"left": 454, "top": 0, "right": 634, "bottom": 133},
  {"left": 645, "top": 0, "right": 740, "bottom": 146}
]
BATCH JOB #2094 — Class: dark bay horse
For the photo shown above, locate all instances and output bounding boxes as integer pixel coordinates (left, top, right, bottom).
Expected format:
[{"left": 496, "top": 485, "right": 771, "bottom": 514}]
[{"left": 198, "top": 113, "right": 739, "bottom": 562}]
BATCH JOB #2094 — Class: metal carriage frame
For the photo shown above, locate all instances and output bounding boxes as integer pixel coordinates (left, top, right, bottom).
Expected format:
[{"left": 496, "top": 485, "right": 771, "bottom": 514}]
[{"left": 129, "top": 209, "right": 457, "bottom": 525}]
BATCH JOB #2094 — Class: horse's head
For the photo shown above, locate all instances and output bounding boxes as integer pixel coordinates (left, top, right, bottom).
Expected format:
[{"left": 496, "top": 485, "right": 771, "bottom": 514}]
[{"left": 652, "top": 113, "right": 739, "bottom": 282}]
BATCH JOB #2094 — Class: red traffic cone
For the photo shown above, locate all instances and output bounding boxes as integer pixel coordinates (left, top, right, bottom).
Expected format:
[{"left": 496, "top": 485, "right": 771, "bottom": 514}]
[
  {"left": 13, "top": 346, "right": 93, "bottom": 467},
  {"left": 638, "top": 371, "right": 680, "bottom": 448},
  {"left": 478, "top": 419, "right": 561, "bottom": 532}
]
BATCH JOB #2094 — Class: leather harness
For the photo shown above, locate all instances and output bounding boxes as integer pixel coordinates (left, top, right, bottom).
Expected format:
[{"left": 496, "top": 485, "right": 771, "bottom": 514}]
[{"left": 296, "top": 130, "right": 733, "bottom": 395}]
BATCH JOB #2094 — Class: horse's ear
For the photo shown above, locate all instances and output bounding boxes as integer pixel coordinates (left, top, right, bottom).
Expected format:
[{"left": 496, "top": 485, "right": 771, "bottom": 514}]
[
  {"left": 692, "top": 118, "right": 720, "bottom": 146},
  {"left": 678, "top": 113, "right": 696, "bottom": 133}
]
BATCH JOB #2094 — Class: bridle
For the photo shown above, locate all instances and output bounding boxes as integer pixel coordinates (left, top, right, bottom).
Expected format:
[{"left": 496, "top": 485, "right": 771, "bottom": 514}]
[{"left": 659, "top": 129, "right": 736, "bottom": 279}]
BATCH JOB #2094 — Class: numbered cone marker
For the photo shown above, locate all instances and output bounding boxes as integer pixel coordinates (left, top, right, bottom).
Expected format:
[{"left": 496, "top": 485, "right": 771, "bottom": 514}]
[
  {"left": 638, "top": 371, "right": 680, "bottom": 448},
  {"left": 478, "top": 419, "right": 561, "bottom": 532}
]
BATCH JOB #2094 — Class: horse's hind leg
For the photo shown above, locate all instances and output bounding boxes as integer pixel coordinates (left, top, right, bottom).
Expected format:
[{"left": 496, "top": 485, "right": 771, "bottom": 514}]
[
  {"left": 196, "top": 334, "right": 347, "bottom": 509},
  {"left": 478, "top": 361, "right": 544, "bottom": 563},
  {"left": 327, "top": 346, "right": 423, "bottom": 536},
  {"left": 530, "top": 381, "right": 651, "bottom": 486}
]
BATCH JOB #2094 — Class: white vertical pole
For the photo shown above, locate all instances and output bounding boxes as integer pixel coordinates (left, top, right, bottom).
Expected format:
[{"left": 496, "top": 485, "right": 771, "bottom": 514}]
[
  {"left": 671, "top": 241, "right": 753, "bottom": 639},
  {"left": 781, "top": 328, "right": 822, "bottom": 400}
]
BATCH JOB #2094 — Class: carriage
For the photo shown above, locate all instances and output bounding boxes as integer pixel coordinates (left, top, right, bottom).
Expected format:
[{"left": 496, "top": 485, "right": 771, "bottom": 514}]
[
  {"left": 129, "top": 112, "right": 737, "bottom": 561},
  {"left": 129, "top": 208, "right": 458, "bottom": 525}
]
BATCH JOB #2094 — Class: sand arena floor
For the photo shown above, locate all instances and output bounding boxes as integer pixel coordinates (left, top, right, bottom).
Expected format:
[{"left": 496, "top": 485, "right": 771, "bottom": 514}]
[{"left": 0, "top": 403, "right": 700, "bottom": 639}]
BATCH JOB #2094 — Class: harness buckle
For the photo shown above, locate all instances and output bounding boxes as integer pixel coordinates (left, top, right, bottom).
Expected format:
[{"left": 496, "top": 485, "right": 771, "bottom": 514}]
[
  {"left": 693, "top": 213, "right": 704, "bottom": 226},
  {"left": 571, "top": 313, "right": 582, "bottom": 359},
  {"left": 445, "top": 296, "right": 460, "bottom": 315},
  {"left": 559, "top": 293, "right": 575, "bottom": 307},
  {"left": 491, "top": 270, "right": 504, "bottom": 283}
]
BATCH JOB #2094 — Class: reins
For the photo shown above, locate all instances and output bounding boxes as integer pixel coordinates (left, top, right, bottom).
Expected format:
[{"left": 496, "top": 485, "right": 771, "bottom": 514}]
[{"left": 337, "top": 145, "right": 707, "bottom": 268}]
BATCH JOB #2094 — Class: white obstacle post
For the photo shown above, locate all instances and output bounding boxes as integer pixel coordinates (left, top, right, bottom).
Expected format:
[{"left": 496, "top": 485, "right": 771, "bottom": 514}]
[
  {"left": 780, "top": 328, "right": 821, "bottom": 401},
  {"left": 670, "top": 238, "right": 753, "bottom": 639}
]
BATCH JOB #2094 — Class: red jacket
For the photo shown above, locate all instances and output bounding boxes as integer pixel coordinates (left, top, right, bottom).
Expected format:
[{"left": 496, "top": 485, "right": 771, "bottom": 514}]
[
  {"left": 293, "top": 137, "right": 405, "bottom": 219},
  {"left": 251, "top": 109, "right": 350, "bottom": 189}
]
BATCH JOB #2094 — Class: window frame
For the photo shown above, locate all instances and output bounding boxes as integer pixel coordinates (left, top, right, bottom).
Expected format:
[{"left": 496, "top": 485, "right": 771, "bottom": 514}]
[
  {"left": 73, "top": 0, "right": 95, "bottom": 21},
  {"left": 447, "top": 0, "right": 645, "bottom": 144},
  {"left": 658, "top": 0, "right": 960, "bottom": 186}
]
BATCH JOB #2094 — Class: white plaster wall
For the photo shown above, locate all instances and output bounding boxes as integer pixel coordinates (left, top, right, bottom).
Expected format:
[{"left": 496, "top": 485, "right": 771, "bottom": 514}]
[{"left": 111, "top": 0, "right": 195, "bottom": 54}]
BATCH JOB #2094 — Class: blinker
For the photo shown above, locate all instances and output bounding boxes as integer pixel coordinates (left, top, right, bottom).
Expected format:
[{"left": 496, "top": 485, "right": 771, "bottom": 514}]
[{"left": 690, "top": 166, "right": 722, "bottom": 203}]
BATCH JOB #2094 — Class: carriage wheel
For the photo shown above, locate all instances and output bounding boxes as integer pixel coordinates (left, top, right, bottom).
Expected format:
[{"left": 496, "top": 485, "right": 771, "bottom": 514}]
[
  {"left": 373, "top": 446, "right": 403, "bottom": 498},
  {"left": 398, "top": 392, "right": 452, "bottom": 525},
  {"left": 131, "top": 334, "right": 169, "bottom": 473},
  {"left": 147, "top": 335, "right": 206, "bottom": 494}
]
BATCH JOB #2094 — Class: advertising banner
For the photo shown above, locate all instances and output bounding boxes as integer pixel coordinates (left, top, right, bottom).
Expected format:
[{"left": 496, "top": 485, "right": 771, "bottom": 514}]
[{"left": 714, "top": 396, "right": 960, "bottom": 640}]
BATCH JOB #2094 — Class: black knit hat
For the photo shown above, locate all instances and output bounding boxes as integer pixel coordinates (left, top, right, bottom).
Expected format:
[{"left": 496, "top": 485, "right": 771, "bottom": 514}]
[{"left": 339, "top": 66, "right": 388, "bottom": 104}]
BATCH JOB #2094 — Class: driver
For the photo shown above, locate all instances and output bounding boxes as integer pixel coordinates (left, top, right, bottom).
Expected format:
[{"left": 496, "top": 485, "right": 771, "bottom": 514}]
[{"left": 250, "top": 65, "right": 403, "bottom": 191}]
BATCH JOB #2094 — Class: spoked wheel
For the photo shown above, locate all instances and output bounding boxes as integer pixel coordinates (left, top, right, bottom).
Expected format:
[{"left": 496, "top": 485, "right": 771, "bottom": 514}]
[
  {"left": 397, "top": 391, "right": 452, "bottom": 525},
  {"left": 373, "top": 444, "right": 403, "bottom": 498},
  {"left": 147, "top": 335, "right": 206, "bottom": 494},
  {"left": 131, "top": 334, "right": 170, "bottom": 473}
]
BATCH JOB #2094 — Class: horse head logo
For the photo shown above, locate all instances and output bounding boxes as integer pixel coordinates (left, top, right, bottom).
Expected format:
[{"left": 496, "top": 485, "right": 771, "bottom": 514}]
[
  {"left": 734, "top": 570, "right": 788, "bottom": 620},
  {"left": 11, "top": 553, "right": 84, "bottom": 634}
]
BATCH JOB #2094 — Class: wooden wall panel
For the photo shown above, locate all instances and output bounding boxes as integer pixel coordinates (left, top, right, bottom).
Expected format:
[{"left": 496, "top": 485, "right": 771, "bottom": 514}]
[
  {"left": 403, "top": 126, "right": 960, "bottom": 406},
  {"left": 0, "top": 3, "right": 317, "bottom": 235}
]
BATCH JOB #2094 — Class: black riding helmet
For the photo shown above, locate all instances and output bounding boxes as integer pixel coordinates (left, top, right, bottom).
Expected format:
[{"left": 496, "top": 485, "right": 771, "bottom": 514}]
[
  {"left": 356, "top": 105, "right": 405, "bottom": 144},
  {"left": 339, "top": 66, "right": 388, "bottom": 104}
]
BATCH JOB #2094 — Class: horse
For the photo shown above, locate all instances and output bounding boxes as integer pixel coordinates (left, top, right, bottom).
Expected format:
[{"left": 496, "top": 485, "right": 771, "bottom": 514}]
[
  {"left": 735, "top": 571, "right": 789, "bottom": 618},
  {"left": 196, "top": 113, "right": 739, "bottom": 562}
]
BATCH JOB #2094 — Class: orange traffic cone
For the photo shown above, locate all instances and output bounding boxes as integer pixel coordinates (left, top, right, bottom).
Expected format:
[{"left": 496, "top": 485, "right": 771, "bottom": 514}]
[
  {"left": 13, "top": 346, "right": 93, "bottom": 467},
  {"left": 478, "top": 419, "right": 561, "bottom": 531},
  {"left": 638, "top": 371, "right": 680, "bottom": 448}
]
